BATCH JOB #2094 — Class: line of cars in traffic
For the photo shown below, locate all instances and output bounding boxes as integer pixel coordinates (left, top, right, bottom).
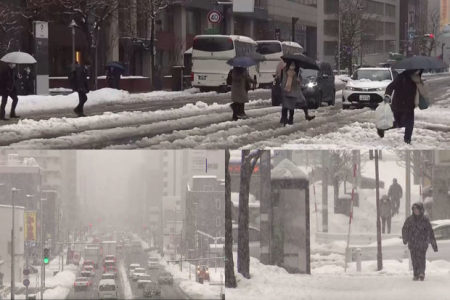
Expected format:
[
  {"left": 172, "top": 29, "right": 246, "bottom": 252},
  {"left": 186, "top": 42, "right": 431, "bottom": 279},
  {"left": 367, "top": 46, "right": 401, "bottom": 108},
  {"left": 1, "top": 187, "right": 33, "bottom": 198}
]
[{"left": 127, "top": 255, "right": 174, "bottom": 298}]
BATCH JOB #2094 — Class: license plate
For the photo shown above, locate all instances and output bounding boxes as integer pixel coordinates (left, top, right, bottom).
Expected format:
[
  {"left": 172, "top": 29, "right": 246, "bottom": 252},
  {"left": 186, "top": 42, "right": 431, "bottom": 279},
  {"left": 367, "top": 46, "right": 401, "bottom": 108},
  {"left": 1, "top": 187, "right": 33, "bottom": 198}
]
[
  {"left": 198, "top": 75, "right": 207, "bottom": 80},
  {"left": 359, "top": 95, "right": 370, "bottom": 101}
]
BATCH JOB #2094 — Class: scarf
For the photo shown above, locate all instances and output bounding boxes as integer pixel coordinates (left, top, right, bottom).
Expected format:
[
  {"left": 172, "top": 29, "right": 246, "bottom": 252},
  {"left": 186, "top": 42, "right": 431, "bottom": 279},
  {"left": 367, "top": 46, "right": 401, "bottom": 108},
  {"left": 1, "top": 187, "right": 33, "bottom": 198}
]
[
  {"left": 284, "top": 64, "right": 297, "bottom": 93},
  {"left": 410, "top": 74, "right": 426, "bottom": 107}
]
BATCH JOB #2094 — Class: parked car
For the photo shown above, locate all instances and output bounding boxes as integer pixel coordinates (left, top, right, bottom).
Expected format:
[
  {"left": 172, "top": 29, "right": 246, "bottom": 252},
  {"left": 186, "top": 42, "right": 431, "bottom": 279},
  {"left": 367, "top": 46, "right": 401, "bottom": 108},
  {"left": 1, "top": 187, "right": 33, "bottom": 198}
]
[
  {"left": 301, "top": 62, "right": 336, "bottom": 109},
  {"left": 128, "top": 263, "right": 140, "bottom": 278},
  {"left": 342, "top": 68, "right": 397, "bottom": 110},
  {"left": 137, "top": 275, "right": 152, "bottom": 289},
  {"left": 132, "top": 268, "right": 147, "bottom": 281},
  {"left": 143, "top": 282, "right": 161, "bottom": 298},
  {"left": 101, "top": 273, "right": 116, "bottom": 281},
  {"left": 98, "top": 279, "right": 118, "bottom": 300},
  {"left": 232, "top": 224, "right": 260, "bottom": 260},
  {"left": 74, "top": 277, "right": 91, "bottom": 291},
  {"left": 158, "top": 271, "right": 174, "bottom": 285}
]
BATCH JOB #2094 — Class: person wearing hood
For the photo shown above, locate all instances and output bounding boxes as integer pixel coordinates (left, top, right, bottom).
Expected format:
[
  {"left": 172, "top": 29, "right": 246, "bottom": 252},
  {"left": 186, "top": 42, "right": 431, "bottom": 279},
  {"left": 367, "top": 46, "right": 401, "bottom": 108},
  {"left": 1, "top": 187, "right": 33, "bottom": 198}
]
[
  {"left": 402, "top": 202, "right": 438, "bottom": 281},
  {"left": 0, "top": 62, "right": 20, "bottom": 120},
  {"left": 380, "top": 195, "right": 393, "bottom": 234},
  {"left": 377, "top": 69, "right": 426, "bottom": 144}
]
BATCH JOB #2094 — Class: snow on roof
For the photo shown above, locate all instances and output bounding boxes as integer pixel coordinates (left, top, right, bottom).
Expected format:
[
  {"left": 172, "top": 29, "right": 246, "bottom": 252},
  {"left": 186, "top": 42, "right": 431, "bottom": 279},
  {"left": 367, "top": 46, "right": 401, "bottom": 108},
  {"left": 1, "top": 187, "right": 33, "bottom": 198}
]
[
  {"left": 99, "top": 279, "right": 116, "bottom": 285},
  {"left": 193, "top": 175, "right": 217, "bottom": 179},
  {"left": 272, "top": 159, "right": 307, "bottom": 180}
]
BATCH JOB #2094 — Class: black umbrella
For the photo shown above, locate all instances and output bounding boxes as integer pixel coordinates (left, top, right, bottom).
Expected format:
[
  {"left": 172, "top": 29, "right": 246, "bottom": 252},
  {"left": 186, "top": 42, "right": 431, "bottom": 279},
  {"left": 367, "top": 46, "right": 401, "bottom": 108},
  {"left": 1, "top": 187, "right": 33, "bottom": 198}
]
[
  {"left": 105, "top": 61, "right": 125, "bottom": 72},
  {"left": 227, "top": 56, "right": 258, "bottom": 68},
  {"left": 247, "top": 52, "right": 266, "bottom": 62},
  {"left": 281, "top": 53, "right": 320, "bottom": 70},
  {"left": 393, "top": 56, "right": 449, "bottom": 70}
]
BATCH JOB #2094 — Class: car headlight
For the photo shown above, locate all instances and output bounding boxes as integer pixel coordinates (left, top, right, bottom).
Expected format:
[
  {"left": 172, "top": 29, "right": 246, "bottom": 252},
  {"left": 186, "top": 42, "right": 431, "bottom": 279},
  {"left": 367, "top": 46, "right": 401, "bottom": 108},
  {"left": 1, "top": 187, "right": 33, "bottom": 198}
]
[
  {"left": 376, "top": 87, "right": 385, "bottom": 91},
  {"left": 306, "top": 82, "right": 317, "bottom": 89},
  {"left": 345, "top": 86, "right": 354, "bottom": 91}
]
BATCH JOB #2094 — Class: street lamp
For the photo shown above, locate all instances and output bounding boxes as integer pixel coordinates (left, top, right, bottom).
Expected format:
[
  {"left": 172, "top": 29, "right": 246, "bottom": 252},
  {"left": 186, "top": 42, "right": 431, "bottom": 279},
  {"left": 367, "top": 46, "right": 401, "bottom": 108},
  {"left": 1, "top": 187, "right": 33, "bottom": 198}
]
[
  {"left": 40, "top": 198, "right": 47, "bottom": 300},
  {"left": 25, "top": 194, "right": 34, "bottom": 300},
  {"left": 69, "top": 20, "right": 77, "bottom": 71}
]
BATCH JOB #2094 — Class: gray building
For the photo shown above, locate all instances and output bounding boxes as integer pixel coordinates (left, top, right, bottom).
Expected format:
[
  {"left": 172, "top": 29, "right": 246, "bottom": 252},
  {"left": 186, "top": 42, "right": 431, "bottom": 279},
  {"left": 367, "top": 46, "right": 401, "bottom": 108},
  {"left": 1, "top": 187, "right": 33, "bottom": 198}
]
[
  {"left": 317, "top": 0, "right": 400, "bottom": 69},
  {"left": 432, "top": 151, "right": 450, "bottom": 220},
  {"left": 185, "top": 176, "right": 224, "bottom": 259}
]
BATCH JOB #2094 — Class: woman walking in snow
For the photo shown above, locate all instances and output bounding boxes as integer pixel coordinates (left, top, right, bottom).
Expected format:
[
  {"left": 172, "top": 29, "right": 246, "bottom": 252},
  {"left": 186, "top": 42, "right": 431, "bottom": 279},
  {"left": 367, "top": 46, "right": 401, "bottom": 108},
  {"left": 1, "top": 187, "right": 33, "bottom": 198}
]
[{"left": 228, "top": 67, "right": 256, "bottom": 121}]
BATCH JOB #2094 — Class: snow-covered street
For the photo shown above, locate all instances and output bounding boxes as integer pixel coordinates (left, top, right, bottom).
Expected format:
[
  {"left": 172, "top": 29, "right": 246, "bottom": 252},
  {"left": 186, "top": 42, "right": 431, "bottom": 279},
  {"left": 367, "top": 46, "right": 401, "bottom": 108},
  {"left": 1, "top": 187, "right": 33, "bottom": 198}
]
[{"left": 1, "top": 74, "right": 450, "bottom": 149}]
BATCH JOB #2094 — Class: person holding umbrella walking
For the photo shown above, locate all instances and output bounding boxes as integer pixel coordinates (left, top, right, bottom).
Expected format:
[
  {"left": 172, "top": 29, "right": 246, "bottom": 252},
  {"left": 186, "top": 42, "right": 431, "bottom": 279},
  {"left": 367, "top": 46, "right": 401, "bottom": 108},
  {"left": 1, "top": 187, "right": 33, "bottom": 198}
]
[
  {"left": 105, "top": 62, "right": 125, "bottom": 89},
  {"left": 227, "top": 56, "right": 257, "bottom": 121},
  {"left": 0, "top": 51, "right": 37, "bottom": 120}
]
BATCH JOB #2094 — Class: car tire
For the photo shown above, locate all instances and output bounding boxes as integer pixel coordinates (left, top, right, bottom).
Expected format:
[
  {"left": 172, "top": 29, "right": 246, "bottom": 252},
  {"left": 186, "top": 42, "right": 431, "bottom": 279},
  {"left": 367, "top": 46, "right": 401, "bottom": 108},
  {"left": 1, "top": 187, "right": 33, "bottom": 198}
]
[
  {"left": 329, "top": 90, "right": 336, "bottom": 106},
  {"left": 199, "top": 87, "right": 208, "bottom": 93}
]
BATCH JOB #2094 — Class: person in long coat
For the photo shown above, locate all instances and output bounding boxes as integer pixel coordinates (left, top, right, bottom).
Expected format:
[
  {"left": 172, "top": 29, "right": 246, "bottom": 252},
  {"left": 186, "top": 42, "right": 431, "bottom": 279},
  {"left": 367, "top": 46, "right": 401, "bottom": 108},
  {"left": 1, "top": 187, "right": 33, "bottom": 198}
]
[
  {"left": 402, "top": 202, "right": 438, "bottom": 281},
  {"left": 279, "top": 61, "right": 315, "bottom": 126},
  {"left": 388, "top": 178, "right": 403, "bottom": 215},
  {"left": 0, "top": 62, "right": 20, "bottom": 120},
  {"left": 228, "top": 67, "right": 256, "bottom": 121},
  {"left": 378, "top": 69, "right": 425, "bottom": 144},
  {"left": 380, "top": 195, "right": 393, "bottom": 234},
  {"left": 71, "top": 64, "right": 90, "bottom": 117}
]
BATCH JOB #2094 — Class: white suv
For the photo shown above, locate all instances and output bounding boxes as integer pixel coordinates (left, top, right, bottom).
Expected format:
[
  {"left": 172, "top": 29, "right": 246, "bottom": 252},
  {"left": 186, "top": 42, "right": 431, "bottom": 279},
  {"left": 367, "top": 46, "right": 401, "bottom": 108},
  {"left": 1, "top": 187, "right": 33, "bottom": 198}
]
[
  {"left": 342, "top": 68, "right": 397, "bottom": 109},
  {"left": 98, "top": 279, "right": 118, "bottom": 299}
]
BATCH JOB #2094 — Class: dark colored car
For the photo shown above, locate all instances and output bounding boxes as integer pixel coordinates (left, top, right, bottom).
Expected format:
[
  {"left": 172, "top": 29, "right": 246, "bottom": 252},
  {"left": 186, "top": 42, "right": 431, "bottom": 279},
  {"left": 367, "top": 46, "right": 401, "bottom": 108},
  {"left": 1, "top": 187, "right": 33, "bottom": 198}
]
[
  {"left": 300, "top": 62, "right": 336, "bottom": 109},
  {"left": 143, "top": 282, "right": 161, "bottom": 298},
  {"left": 158, "top": 271, "right": 174, "bottom": 285}
]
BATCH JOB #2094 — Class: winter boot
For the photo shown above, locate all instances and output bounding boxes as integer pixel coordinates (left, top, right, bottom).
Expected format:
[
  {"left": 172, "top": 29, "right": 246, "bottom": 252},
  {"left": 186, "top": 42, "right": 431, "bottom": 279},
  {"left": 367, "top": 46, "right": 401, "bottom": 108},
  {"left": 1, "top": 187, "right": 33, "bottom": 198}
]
[
  {"left": 288, "top": 110, "right": 294, "bottom": 125},
  {"left": 413, "top": 276, "right": 419, "bottom": 281},
  {"left": 377, "top": 128, "right": 385, "bottom": 138},
  {"left": 419, "top": 274, "right": 425, "bottom": 281},
  {"left": 306, "top": 115, "right": 316, "bottom": 121},
  {"left": 404, "top": 139, "right": 412, "bottom": 145},
  {"left": 9, "top": 114, "right": 21, "bottom": 119}
]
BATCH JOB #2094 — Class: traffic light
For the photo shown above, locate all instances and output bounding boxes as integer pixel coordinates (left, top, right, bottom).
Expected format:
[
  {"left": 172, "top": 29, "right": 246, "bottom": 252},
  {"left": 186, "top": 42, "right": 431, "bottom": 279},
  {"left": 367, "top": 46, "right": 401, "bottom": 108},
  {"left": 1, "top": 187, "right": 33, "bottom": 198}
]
[
  {"left": 43, "top": 248, "right": 50, "bottom": 264},
  {"left": 424, "top": 34, "right": 434, "bottom": 38}
]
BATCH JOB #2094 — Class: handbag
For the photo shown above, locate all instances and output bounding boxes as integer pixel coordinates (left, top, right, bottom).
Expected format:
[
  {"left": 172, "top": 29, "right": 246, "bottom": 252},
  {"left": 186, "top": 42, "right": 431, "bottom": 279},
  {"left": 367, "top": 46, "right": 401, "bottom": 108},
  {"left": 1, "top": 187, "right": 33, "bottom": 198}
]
[{"left": 419, "top": 93, "right": 429, "bottom": 110}]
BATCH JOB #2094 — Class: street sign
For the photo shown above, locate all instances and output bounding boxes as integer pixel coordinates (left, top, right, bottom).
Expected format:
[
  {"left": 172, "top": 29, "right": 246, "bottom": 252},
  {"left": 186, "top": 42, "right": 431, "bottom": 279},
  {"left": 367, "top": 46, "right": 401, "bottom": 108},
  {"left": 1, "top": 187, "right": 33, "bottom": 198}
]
[
  {"left": 207, "top": 10, "right": 222, "bottom": 24},
  {"left": 23, "top": 269, "right": 30, "bottom": 276},
  {"left": 23, "top": 279, "right": 30, "bottom": 287}
]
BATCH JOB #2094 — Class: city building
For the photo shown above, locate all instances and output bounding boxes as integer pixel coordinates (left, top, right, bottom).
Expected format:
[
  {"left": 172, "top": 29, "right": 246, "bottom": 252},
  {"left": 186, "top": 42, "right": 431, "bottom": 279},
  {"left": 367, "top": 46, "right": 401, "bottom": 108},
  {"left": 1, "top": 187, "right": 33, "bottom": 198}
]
[
  {"left": 317, "top": 0, "right": 400, "bottom": 68},
  {"left": 399, "top": 0, "right": 429, "bottom": 56},
  {"left": 185, "top": 176, "right": 224, "bottom": 259}
]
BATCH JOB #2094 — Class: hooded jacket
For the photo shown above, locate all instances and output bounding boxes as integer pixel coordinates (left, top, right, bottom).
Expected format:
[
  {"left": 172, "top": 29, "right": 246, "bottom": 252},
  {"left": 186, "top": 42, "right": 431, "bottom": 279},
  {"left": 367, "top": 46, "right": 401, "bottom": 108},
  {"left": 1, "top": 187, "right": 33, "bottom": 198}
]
[
  {"left": 402, "top": 202, "right": 437, "bottom": 251},
  {"left": 380, "top": 195, "right": 393, "bottom": 218}
]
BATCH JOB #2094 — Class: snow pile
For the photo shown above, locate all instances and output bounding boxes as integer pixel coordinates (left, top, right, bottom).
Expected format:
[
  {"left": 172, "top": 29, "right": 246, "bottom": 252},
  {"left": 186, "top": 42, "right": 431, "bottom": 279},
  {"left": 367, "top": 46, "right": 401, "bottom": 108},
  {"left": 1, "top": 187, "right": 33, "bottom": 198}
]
[
  {"left": 118, "top": 262, "right": 133, "bottom": 299},
  {"left": 226, "top": 252, "right": 450, "bottom": 300}
]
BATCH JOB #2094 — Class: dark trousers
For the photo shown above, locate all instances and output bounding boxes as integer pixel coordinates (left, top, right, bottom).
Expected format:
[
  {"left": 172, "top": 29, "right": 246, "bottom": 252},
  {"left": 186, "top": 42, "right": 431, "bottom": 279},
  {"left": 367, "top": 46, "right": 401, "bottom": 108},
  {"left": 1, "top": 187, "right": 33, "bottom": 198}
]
[
  {"left": 394, "top": 110, "right": 415, "bottom": 141},
  {"left": 1, "top": 90, "right": 19, "bottom": 118},
  {"left": 410, "top": 248, "right": 427, "bottom": 277},
  {"left": 281, "top": 108, "right": 295, "bottom": 124},
  {"left": 392, "top": 197, "right": 400, "bottom": 214},
  {"left": 381, "top": 217, "right": 391, "bottom": 234},
  {"left": 231, "top": 102, "right": 245, "bottom": 119},
  {"left": 75, "top": 91, "right": 88, "bottom": 114}
]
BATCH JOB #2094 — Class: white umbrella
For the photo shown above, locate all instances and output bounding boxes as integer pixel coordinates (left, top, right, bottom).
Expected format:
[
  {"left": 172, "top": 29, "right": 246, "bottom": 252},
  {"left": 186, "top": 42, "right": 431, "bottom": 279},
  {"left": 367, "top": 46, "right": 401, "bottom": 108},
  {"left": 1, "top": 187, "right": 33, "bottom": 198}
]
[{"left": 1, "top": 51, "right": 37, "bottom": 64}]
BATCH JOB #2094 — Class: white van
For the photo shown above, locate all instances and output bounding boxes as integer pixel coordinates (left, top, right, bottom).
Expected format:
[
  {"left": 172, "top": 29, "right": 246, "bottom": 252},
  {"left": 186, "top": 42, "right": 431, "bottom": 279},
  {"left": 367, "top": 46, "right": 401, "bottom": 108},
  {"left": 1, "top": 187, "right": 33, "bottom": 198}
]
[
  {"left": 192, "top": 35, "right": 260, "bottom": 93},
  {"left": 98, "top": 279, "right": 118, "bottom": 299},
  {"left": 256, "top": 40, "right": 304, "bottom": 88}
]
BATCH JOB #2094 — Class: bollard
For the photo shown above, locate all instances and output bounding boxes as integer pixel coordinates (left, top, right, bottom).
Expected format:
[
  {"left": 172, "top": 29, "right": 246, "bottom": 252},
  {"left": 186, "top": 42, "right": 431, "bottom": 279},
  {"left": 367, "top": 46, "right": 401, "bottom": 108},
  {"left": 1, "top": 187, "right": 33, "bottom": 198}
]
[{"left": 356, "top": 248, "right": 362, "bottom": 272}]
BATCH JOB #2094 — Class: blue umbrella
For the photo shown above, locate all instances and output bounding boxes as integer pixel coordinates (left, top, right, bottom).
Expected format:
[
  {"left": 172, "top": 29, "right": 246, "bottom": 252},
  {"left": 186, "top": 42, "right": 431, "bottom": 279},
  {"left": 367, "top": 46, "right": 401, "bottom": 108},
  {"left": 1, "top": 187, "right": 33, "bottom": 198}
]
[{"left": 227, "top": 56, "right": 258, "bottom": 68}]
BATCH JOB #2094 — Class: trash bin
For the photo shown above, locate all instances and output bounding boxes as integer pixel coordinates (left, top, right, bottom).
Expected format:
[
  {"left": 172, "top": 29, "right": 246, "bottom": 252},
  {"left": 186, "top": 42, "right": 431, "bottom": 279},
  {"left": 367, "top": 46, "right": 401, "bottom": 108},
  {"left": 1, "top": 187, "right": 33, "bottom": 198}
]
[{"left": 172, "top": 66, "right": 185, "bottom": 91}]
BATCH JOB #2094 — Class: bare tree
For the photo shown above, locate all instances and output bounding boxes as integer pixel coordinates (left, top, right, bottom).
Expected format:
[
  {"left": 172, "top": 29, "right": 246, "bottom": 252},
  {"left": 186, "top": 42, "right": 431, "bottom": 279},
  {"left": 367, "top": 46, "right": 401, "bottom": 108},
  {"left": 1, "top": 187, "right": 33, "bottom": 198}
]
[
  {"left": 56, "top": 0, "right": 120, "bottom": 88},
  {"left": 419, "top": 8, "right": 441, "bottom": 57},
  {"left": 225, "top": 149, "right": 237, "bottom": 288},
  {"left": 238, "top": 150, "right": 262, "bottom": 279},
  {"left": 0, "top": 2, "right": 22, "bottom": 55},
  {"left": 335, "top": 0, "right": 381, "bottom": 73}
]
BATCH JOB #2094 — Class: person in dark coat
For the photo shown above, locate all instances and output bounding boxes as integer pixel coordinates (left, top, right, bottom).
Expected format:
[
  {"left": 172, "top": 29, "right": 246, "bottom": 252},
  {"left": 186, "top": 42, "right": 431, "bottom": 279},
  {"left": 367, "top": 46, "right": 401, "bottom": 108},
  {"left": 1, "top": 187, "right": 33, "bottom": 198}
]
[
  {"left": 378, "top": 69, "right": 425, "bottom": 144},
  {"left": 388, "top": 178, "right": 403, "bottom": 215},
  {"left": 21, "top": 67, "right": 34, "bottom": 95},
  {"left": 380, "top": 195, "right": 393, "bottom": 234},
  {"left": 0, "top": 62, "right": 20, "bottom": 120},
  {"left": 71, "top": 64, "right": 90, "bottom": 117},
  {"left": 402, "top": 202, "right": 438, "bottom": 281},
  {"left": 228, "top": 67, "right": 256, "bottom": 121},
  {"left": 279, "top": 61, "right": 315, "bottom": 126},
  {"left": 106, "top": 67, "right": 121, "bottom": 89}
]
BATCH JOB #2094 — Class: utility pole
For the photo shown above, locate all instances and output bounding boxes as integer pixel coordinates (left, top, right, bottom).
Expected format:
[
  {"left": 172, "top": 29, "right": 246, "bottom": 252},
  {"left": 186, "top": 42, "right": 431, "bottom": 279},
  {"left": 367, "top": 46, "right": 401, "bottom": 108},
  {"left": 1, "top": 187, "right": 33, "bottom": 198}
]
[
  {"left": 322, "top": 152, "right": 329, "bottom": 232},
  {"left": 406, "top": 151, "right": 411, "bottom": 219},
  {"left": 40, "top": 198, "right": 47, "bottom": 300},
  {"left": 25, "top": 194, "right": 34, "bottom": 300},
  {"left": 11, "top": 188, "right": 19, "bottom": 300},
  {"left": 259, "top": 150, "right": 272, "bottom": 265},
  {"left": 375, "top": 151, "right": 382, "bottom": 271}
]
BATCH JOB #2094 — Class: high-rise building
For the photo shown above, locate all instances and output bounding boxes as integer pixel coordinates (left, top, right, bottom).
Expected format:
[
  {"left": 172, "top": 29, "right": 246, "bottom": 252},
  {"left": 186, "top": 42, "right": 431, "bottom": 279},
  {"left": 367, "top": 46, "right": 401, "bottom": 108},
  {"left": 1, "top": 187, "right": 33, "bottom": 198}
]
[{"left": 441, "top": 0, "right": 450, "bottom": 29}]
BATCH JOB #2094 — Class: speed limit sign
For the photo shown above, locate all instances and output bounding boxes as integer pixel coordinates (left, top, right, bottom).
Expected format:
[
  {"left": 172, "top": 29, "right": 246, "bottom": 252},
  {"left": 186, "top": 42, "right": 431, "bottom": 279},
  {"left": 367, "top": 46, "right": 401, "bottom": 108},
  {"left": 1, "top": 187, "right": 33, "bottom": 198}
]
[{"left": 208, "top": 10, "right": 222, "bottom": 24}]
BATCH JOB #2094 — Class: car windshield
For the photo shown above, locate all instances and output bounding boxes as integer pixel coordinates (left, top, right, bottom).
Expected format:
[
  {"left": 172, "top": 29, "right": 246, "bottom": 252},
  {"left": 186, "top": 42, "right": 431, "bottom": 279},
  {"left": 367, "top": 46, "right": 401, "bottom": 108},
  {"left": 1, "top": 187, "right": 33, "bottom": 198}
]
[
  {"left": 99, "top": 284, "right": 116, "bottom": 291},
  {"left": 102, "top": 275, "right": 114, "bottom": 279},
  {"left": 135, "top": 269, "right": 145, "bottom": 273},
  {"left": 76, "top": 278, "right": 88, "bottom": 282},
  {"left": 301, "top": 69, "right": 318, "bottom": 79},
  {"left": 105, "top": 262, "right": 115, "bottom": 267},
  {"left": 257, "top": 42, "right": 282, "bottom": 55},
  {"left": 351, "top": 70, "right": 392, "bottom": 81},
  {"left": 139, "top": 276, "right": 152, "bottom": 280},
  {"left": 149, "top": 257, "right": 158, "bottom": 262},
  {"left": 81, "top": 272, "right": 91, "bottom": 277}
]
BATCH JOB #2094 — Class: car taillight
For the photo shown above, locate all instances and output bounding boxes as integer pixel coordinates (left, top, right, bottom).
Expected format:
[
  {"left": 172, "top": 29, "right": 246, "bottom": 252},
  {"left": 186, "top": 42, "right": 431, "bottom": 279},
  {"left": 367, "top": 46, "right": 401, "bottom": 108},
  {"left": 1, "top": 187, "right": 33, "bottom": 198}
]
[
  {"left": 115, "top": 268, "right": 117, "bottom": 272},
  {"left": 190, "top": 72, "right": 194, "bottom": 81},
  {"left": 74, "top": 282, "right": 77, "bottom": 286}
]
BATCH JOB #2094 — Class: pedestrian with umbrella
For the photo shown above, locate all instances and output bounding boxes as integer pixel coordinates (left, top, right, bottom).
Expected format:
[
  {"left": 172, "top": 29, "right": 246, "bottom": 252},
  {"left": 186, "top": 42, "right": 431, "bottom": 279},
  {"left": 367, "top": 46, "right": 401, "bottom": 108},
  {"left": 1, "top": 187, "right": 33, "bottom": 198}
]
[
  {"left": 105, "top": 61, "right": 125, "bottom": 90},
  {"left": 279, "top": 53, "right": 318, "bottom": 125},
  {"left": 226, "top": 56, "right": 257, "bottom": 121},
  {"left": 0, "top": 51, "right": 37, "bottom": 120},
  {"left": 377, "top": 56, "right": 447, "bottom": 144}
]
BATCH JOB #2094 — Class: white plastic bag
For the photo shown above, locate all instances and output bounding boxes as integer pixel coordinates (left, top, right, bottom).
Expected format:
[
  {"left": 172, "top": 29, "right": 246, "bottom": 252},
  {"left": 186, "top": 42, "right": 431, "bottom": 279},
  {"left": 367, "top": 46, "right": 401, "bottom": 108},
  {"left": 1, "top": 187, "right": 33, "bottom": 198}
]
[{"left": 375, "top": 101, "right": 394, "bottom": 130}]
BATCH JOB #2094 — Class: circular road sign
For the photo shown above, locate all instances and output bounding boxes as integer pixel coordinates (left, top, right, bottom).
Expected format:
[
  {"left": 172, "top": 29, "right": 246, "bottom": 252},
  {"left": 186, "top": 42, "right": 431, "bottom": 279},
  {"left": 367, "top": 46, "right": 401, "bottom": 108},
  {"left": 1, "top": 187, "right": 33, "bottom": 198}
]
[
  {"left": 23, "top": 269, "right": 30, "bottom": 276},
  {"left": 23, "top": 279, "right": 30, "bottom": 287},
  {"left": 208, "top": 10, "right": 222, "bottom": 24}
]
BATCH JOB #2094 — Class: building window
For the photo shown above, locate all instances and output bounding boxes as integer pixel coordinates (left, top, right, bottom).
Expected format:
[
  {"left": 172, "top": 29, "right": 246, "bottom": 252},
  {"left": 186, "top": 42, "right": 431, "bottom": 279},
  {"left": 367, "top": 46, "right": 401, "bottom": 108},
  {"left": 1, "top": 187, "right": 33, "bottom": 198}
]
[
  {"left": 216, "top": 216, "right": 221, "bottom": 227},
  {"left": 385, "top": 4, "right": 396, "bottom": 18},
  {"left": 324, "top": 0, "right": 338, "bottom": 14},
  {"left": 324, "top": 20, "right": 338, "bottom": 37},
  {"left": 216, "top": 199, "right": 220, "bottom": 209},
  {"left": 385, "top": 22, "right": 396, "bottom": 36},
  {"left": 324, "top": 41, "right": 337, "bottom": 56}
]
